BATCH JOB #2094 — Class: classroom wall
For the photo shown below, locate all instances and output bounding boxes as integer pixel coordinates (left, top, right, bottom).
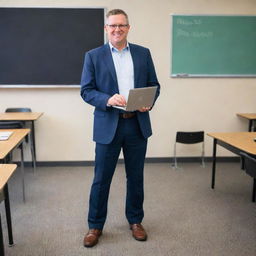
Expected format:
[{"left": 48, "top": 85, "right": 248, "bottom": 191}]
[{"left": 1, "top": 0, "right": 256, "bottom": 161}]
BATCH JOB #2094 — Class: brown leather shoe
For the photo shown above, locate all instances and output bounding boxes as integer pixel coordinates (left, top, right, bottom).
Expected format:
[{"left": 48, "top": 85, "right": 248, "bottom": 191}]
[
  {"left": 130, "top": 224, "right": 147, "bottom": 241},
  {"left": 83, "top": 229, "right": 102, "bottom": 248}
]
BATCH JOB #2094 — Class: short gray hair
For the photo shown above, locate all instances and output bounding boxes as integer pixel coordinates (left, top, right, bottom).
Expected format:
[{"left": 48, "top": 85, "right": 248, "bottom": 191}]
[{"left": 106, "top": 9, "right": 129, "bottom": 24}]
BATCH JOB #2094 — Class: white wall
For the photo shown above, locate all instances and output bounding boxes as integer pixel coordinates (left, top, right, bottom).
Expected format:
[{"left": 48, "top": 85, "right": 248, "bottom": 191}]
[{"left": 1, "top": 0, "right": 256, "bottom": 161}]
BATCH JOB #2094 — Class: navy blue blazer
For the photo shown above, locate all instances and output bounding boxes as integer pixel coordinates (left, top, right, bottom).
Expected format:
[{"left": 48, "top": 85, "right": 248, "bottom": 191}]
[{"left": 80, "top": 43, "right": 160, "bottom": 144}]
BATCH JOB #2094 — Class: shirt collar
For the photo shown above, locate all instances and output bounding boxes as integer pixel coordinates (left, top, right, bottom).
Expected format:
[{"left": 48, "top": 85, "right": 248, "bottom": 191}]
[{"left": 109, "top": 42, "right": 129, "bottom": 52}]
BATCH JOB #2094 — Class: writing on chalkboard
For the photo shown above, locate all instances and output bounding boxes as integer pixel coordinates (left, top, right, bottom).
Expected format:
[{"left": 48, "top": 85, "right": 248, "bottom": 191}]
[
  {"left": 176, "top": 18, "right": 213, "bottom": 38},
  {"left": 177, "top": 29, "right": 213, "bottom": 38},
  {"left": 176, "top": 18, "right": 202, "bottom": 25}
]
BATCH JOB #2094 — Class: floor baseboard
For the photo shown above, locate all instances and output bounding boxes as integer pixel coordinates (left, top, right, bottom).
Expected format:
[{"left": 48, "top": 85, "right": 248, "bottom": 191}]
[{"left": 15, "top": 156, "right": 240, "bottom": 167}]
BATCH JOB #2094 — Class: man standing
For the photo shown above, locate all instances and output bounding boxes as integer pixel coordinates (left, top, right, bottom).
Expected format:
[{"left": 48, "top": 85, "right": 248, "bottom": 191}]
[{"left": 81, "top": 9, "right": 160, "bottom": 247}]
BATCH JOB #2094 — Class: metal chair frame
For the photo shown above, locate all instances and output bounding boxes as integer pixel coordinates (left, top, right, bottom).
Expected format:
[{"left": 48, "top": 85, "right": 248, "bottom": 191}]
[
  {"left": 240, "top": 152, "right": 256, "bottom": 202},
  {"left": 173, "top": 131, "right": 205, "bottom": 169}
]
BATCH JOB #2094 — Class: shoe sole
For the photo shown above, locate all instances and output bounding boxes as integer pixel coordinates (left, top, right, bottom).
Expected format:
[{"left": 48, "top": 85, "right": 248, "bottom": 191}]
[
  {"left": 84, "top": 242, "right": 98, "bottom": 248},
  {"left": 133, "top": 235, "right": 147, "bottom": 241}
]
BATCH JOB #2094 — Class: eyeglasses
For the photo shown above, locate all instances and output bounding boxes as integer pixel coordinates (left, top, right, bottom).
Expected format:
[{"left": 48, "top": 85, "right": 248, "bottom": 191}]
[{"left": 107, "top": 24, "right": 129, "bottom": 29}]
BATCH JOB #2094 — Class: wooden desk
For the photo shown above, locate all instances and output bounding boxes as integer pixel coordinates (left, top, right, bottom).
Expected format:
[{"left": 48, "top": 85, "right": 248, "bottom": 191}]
[
  {"left": 208, "top": 132, "right": 256, "bottom": 201},
  {"left": 0, "top": 129, "right": 30, "bottom": 159},
  {"left": 237, "top": 113, "right": 256, "bottom": 132},
  {"left": 0, "top": 164, "right": 17, "bottom": 256},
  {"left": 0, "top": 129, "right": 30, "bottom": 202},
  {"left": 0, "top": 112, "right": 43, "bottom": 122},
  {"left": 0, "top": 164, "right": 17, "bottom": 189},
  {"left": 0, "top": 112, "right": 43, "bottom": 163}
]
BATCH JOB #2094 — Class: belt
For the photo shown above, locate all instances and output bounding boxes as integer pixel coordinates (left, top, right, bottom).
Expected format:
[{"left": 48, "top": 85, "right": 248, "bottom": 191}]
[{"left": 119, "top": 113, "right": 136, "bottom": 119}]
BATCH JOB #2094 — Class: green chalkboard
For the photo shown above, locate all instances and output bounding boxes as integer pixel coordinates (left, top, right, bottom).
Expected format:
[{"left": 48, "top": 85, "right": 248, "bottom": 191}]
[{"left": 171, "top": 15, "right": 256, "bottom": 77}]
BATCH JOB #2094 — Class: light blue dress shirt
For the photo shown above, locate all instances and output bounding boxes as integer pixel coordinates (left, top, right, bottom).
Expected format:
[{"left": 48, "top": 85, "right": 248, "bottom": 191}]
[{"left": 109, "top": 42, "right": 134, "bottom": 101}]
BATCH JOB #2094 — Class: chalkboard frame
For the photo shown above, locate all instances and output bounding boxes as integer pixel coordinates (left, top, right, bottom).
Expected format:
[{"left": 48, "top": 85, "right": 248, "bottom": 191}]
[
  {"left": 171, "top": 14, "right": 256, "bottom": 78},
  {"left": 0, "top": 7, "right": 106, "bottom": 88}
]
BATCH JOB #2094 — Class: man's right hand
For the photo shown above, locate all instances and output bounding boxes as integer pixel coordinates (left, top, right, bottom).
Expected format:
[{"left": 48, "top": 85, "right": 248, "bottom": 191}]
[{"left": 107, "top": 94, "right": 126, "bottom": 106}]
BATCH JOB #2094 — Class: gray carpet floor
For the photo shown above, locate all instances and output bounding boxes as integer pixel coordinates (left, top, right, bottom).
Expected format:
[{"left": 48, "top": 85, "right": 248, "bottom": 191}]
[{"left": 0, "top": 162, "right": 256, "bottom": 256}]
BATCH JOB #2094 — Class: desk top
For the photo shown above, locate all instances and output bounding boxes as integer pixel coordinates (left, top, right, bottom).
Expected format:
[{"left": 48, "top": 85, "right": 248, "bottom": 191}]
[
  {"left": 0, "top": 129, "right": 30, "bottom": 159},
  {"left": 0, "top": 112, "right": 43, "bottom": 121},
  {"left": 208, "top": 132, "right": 256, "bottom": 155},
  {"left": 237, "top": 113, "right": 256, "bottom": 120},
  {"left": 0, "top": 164, "right": 17, "bottom": 190}
]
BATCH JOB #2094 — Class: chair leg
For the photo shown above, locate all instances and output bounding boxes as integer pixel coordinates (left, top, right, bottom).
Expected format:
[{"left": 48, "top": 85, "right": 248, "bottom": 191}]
[
  {"left": 201, "top": 141, "right": 205, "bottom": 168},
  {"left": 172, "top": 142, "right": 178, "bottom": 169}
]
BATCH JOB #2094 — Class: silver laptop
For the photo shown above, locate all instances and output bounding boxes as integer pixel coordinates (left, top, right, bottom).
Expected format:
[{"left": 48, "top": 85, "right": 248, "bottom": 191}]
[{"left": 113, "top": 86, "right": 157, "bottom": 112}]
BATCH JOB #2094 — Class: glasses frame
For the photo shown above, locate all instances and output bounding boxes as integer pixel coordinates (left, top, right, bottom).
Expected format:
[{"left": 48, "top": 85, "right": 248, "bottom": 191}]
[{"left": 106, "top": 24, "right": 129, "bottom": 29}]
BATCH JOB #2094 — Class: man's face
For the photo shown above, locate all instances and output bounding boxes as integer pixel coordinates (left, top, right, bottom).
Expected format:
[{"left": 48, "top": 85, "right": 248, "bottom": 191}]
[{"left": 105, "top": 14, "right": 130, "bottom": 48}]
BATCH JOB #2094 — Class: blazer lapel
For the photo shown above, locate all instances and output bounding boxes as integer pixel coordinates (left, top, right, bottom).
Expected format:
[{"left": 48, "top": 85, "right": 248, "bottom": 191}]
[
  {"left": 129, "top": 44, "right": 139, "bottom": 88},
  {"left": 102, "top": 44, "right": 119, "bottom": 92}
]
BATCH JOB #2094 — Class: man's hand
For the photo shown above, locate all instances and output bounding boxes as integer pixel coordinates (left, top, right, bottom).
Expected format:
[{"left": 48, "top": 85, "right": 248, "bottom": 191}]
[
  {"left": 138, "top": 107, "right": 151, "bottom": 112},
  {"left": 107, "top": 94, "right": 126, "bottom": 106}
]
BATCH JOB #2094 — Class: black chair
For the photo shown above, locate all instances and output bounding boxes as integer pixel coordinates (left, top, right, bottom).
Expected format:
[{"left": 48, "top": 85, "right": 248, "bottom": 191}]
[
  {"left": 3, "top": 108, "right": 36, "bottom": 172},
  {"left": 5, "top": 108, "right": 31, "bottom": 140},
  {"left": 172, "top": 131, "right": 205, "bottom": 169},
  {"left": 5, "top": 107, "right": 31, "bottom": 113},
  {"left": 240, "top": 152, "right": 256, "bottom": 202},
  {"left": 0, "top": 121, "right": 24, "bottom": 129}
]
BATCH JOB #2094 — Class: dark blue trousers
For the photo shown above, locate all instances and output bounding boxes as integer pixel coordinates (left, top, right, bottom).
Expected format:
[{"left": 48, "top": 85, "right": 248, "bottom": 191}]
[{"left": 88, "top": 116, "right": 147, "bottom": 230}]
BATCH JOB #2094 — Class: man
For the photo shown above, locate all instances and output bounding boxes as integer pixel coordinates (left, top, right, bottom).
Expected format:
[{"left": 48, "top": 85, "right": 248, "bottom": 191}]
[{"left": 80, "top": 9, "right": 160, "bottom": 247}]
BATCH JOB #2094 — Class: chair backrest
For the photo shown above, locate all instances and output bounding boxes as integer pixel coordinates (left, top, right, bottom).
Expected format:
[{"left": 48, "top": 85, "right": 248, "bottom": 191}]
[
  {"left": 176, "top": 131, "right": 204, "bottom": 144},
  {"left": 5, "top": 108, "right": 32, "bottom": 113},
  {"left": 240, "top": 152, "right": 256, "bottom": 178},
  {"left": 0, "top": 121, "right": 23, "bottom": 129}
]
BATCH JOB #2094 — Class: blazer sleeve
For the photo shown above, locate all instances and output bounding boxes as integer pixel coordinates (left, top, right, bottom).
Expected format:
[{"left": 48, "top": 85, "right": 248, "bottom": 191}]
[
  {"left": 146, "top": 49, "right": 160, "bottom": 106},
  {"left": 80, "top": 52, "right": 110, "bottom": 111}
]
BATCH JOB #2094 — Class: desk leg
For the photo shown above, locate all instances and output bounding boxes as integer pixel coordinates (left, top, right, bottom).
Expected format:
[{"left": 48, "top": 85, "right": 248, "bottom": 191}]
[
  {"left": 29, "top": 132, "right": 36, "bottom": 173},
  {"left": 211, "top": 139, "right": 217, "bottom": 189},
  {"left": 31, "top": 121, "right": 37, "bottom": 163},
  {"left": 0, "top": 214, "right": 5, "bottom": 256},
  {"left": 20, "top": 143, "right": 26, "bottom": 203},
  {"left": 3, "top": 184, "right": 14, "bottom": 246},
  {"left": 252, "top": 178, "right": 256, "bottom": 202}
]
